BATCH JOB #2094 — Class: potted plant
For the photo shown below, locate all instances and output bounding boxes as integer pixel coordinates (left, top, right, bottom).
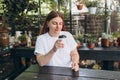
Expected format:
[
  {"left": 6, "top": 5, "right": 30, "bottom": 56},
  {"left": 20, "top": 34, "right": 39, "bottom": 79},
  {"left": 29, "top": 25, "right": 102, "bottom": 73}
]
[
  {"left": 75, "top": 33, "right": 84, "bottom": 48},
  {"left": 18, "top": 35, "right": 27, "bottom": 46},
  {"left": 112, "top": 31, "right": 120, "bottom": 47},
  {"left": 2, "top": 0, "right": 39, "bottom": 35},
  {"left": 76, "top": 0, "right": 83, "bottom": 10},
  {"left": 101, "top": 33, "right": 110, "bottom": 47},
  {"left": 86, "top": 34, "right": 97, "bottom": 49},
  {"left": 85, "top": 0, "right": 99, "bottom": 14}
]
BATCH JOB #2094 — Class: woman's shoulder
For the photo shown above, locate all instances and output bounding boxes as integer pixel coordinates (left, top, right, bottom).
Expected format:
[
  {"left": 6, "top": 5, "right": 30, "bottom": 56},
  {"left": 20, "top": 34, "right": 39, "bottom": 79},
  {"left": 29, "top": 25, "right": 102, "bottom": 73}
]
[{"left": 61, "top": 31, "right": 72, "bottom": 35}]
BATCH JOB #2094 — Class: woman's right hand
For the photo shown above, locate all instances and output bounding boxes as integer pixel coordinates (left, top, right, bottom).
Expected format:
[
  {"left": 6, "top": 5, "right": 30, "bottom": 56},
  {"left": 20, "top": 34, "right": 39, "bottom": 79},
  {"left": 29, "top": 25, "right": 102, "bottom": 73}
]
[{"left": 52, "top": 39, "right": 64, "bottom": 52}]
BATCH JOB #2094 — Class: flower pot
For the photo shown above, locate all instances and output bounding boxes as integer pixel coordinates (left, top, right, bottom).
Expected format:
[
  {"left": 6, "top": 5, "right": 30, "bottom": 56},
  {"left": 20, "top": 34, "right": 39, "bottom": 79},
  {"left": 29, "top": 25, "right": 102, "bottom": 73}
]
[
  {"left": 89, "top": 7, "right": 97, "bottom": 14},
  {"left": 101, "top": 39, "right": 110, "bottom": 47},
  {"left": 31, "top": 40, "right": 36, "bottom": 46},
  {"left": 77, "top": 43, "right": 81, "bottom": 48},
  {"left": 117, "top": 37, "right": 120, "bottom": 46},
  {"left": 76, "top": 4, "right": 83, "bottom": 10},
  {"left": 77, "top": 42, "right": 83, "bottom": 48},
  {"left": 88, "top": 43, "right": 95, "bottom": 49},
  {"left": 20, "top": 41, "right": 27, "bottom": 47},
  {"left": 113, "top": 40, "right": 118, "bottom": 47},
  {"left": 0, "top": 27, "right": 9, "bottom": 47}
]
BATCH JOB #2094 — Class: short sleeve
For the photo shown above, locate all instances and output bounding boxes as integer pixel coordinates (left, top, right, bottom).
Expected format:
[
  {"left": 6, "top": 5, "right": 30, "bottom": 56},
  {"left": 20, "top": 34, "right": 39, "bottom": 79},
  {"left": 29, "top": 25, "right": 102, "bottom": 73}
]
[
  {"left": 66, "top": 32, "right": 77, "bottom": 51},
  {"left": 34, "top": 36, "right": 45, "bottom": 55}
]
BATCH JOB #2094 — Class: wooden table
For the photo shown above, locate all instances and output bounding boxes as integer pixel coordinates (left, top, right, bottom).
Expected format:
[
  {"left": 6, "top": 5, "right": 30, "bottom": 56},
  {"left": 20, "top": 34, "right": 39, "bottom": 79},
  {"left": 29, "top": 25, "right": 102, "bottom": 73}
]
[
  {"left": 15, "top": 64, "right": 120, "bottom": 80},
  {"left": 11, "top": 46, "right": 120, "bottom": 70}
]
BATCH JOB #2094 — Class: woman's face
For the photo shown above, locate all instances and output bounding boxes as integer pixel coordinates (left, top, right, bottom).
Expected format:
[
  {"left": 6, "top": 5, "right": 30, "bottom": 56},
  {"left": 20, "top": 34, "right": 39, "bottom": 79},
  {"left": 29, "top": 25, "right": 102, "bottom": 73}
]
[{"left": 47, "top": 17, "right": 63, "bottom": 37}]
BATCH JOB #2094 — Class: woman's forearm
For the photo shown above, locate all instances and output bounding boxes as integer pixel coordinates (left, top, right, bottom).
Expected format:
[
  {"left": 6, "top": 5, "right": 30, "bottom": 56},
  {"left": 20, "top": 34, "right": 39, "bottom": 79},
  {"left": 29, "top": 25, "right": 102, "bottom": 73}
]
[
  {"left": 36, "top": 49, "right": 56, "bottom": 66},
  {"left": 71, "top": 49, "right": 80, "bottom": 63},
  {"left": 70, "top": 49, "right": 80, "bottom": 71}
]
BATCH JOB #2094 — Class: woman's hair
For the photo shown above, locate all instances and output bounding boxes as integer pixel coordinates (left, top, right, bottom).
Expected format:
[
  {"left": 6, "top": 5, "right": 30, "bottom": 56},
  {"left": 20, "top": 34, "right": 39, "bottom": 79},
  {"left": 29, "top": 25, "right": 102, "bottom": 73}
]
[{"left": 40, "top": 10, "right": 66, "bottom": 34}]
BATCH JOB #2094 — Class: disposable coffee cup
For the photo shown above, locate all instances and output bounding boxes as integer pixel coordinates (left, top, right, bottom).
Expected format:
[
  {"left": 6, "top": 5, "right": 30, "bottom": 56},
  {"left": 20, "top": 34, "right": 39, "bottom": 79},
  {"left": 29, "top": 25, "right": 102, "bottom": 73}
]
[
  {"left": 58, "top": 35, "right": 66, "bottom": 49},
  {"left": 58, "top": 35, "right": 66, "bottom": 40}
]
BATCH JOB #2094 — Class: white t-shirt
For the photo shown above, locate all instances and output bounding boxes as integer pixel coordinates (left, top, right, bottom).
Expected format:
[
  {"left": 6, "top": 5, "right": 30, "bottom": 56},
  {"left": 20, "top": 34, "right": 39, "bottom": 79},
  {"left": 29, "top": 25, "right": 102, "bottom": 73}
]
[{"left": 34, "top": 31, "right": 77, "bottom": 67}]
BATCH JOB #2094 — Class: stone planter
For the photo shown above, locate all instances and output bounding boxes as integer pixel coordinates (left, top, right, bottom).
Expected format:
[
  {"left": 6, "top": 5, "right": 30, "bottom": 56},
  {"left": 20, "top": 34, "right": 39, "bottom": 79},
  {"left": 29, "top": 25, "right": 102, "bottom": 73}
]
[{"left": 89, "top": 7, "right": 97, "bottom": 14}]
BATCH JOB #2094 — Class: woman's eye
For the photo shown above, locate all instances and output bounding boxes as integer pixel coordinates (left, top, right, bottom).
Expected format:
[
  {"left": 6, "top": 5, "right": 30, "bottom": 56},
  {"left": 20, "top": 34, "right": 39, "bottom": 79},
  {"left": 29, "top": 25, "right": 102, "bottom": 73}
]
[
  {"left": 59, "top": 22, "right": 63, "bottom": 25},
  {"left": 52, "top": 22, "right": 57, "bottom": 25}
]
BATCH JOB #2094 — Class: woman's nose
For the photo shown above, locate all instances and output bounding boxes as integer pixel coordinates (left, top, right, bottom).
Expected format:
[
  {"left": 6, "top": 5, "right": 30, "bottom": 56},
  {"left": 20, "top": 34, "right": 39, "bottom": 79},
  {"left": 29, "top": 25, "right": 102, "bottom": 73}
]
[{"left": 56, "top": 24, "right": 59, "bottom": 28}]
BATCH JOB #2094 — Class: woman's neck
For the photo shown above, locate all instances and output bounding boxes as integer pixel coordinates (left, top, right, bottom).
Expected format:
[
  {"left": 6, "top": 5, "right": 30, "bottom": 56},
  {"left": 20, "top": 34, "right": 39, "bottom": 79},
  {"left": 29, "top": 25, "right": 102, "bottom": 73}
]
[{"left": 48, "top": 32, "right": 60, "bottom": 37}]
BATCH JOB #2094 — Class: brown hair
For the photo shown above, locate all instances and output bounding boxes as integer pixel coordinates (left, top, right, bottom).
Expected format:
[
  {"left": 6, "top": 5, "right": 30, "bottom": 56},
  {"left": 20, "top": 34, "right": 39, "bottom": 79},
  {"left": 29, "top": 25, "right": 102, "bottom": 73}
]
[{"left": 40, "top": 10, "right": 66, "bottom": 34}]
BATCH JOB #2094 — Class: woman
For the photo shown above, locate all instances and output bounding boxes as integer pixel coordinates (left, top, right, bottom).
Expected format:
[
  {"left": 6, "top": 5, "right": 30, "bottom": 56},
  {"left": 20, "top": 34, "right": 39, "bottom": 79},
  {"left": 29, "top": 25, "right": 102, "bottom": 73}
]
[{"left": 34, "top": 10, "right": 79, "bottom": 71}]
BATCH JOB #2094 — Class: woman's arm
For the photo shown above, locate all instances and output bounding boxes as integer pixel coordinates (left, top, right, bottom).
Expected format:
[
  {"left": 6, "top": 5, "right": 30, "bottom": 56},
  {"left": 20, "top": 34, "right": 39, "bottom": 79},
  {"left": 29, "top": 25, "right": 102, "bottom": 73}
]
[
  {"left": 70, "top": 48, "right": 80, "bottom": 71},
  {"left": 36, "top": 48, "right": 56, "bottom": 66}
]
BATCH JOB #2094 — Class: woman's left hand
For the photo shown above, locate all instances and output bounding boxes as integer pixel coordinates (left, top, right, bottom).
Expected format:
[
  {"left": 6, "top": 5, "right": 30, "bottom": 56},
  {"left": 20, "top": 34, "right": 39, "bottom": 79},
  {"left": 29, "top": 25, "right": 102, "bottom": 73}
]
[{"left": 72, "top": 62, "right": 79, "bottom": 71}]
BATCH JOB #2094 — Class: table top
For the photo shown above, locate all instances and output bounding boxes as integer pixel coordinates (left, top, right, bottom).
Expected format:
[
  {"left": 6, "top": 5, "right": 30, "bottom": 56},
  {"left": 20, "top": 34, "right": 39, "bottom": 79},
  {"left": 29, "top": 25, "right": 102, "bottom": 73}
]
[{"left": 15, "top": 64, "right": 120, "bottom": 80}]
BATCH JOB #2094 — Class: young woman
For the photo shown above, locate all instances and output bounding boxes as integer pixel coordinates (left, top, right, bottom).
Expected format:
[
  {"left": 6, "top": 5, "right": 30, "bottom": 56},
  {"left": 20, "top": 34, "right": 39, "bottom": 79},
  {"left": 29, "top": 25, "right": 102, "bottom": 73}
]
[{"left": 34, "top": 10, "right": 80, "bottom": 71}]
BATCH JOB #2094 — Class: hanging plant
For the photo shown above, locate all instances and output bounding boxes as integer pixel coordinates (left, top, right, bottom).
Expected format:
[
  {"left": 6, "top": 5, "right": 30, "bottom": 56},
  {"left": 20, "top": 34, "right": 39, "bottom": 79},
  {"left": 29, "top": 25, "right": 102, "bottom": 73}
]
[
  {"left": 2, "top": 0, "right": 39, "bottom": 35},
  {"left": 2, "top": 0, "right": 29, "bottom": 22}
]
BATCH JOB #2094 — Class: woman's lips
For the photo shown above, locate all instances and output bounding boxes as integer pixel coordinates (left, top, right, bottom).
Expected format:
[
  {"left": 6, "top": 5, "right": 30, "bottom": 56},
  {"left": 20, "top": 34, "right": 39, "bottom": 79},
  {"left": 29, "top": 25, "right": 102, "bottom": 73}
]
[{"left": 55, "top": 29, "right": 60, "bottom": 31}]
